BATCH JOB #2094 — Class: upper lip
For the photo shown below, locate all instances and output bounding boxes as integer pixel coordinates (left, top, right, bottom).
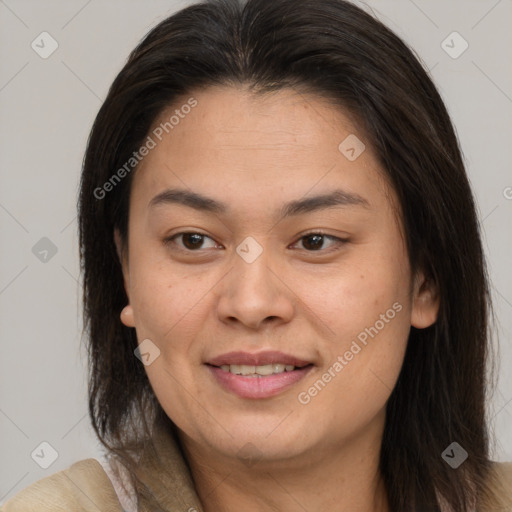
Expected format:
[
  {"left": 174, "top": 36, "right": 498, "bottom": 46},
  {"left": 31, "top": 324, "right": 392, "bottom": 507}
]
[{"left": 207, "top": 351, "right": 312, "bottom": 368}]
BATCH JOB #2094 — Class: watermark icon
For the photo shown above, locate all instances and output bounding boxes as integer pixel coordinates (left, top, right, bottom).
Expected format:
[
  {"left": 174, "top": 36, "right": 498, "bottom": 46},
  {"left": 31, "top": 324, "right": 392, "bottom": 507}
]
[
  {"left": 237, "top": 442, "right": 264, "bottom": 468},
  {"left": 503, "top": 187, "right": 512, "bottom": 200},
  {"left": 297, "top": 301, "right": 403, "bottom": 405},
  {"left": 32, "top": 237, "right": 58, "bottom": 263},
  {"left": 31, "top": 441, "right": 59, "bottom": 469},
  {"left": 441, "top": 31, "right": 469, "bottom": 59},
  {"left": 338, "top": 134, "right": 366, "bottom": 161},
  {"left": 442, "top": 442, "right": 468, "bottom": 469},
  {"left": 94, "top": 97, "right": 198, "bottom": 200},
  {"left": 134, "top": 338, "right": 161, "bottom": 366},
  {"left": 236, "top": 236, "right": 263, "bottom": 263},
  {"left": 31, "top": 32, "right": 59, "bottom": 59}
]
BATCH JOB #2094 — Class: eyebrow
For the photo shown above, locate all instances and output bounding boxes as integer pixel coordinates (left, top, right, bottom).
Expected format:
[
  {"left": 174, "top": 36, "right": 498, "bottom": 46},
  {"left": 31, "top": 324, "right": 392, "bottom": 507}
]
[{"left": 148, "top": 187, "right": 370, "bottom": 218}]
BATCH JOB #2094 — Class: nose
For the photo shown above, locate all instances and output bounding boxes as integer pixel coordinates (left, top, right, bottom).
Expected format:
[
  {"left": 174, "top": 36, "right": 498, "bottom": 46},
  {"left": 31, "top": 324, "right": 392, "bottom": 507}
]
[{"left": 215, "top": 246, "right": 295, "bottom": 330}]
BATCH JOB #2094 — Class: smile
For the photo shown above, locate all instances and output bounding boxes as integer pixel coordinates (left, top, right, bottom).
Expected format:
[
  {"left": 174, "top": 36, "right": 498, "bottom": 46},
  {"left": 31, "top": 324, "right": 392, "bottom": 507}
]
[
  {"left": 219, "top": 363, "right": 296, "bottom": 376},
  {"left": 206, "top": 351, "right": 314, "bottom": 399}
]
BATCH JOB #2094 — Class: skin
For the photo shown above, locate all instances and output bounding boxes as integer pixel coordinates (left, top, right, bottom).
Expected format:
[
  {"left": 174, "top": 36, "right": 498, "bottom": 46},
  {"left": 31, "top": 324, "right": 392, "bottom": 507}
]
[{"left": 115, "top": 85, "right": 439, "bottom": 511}]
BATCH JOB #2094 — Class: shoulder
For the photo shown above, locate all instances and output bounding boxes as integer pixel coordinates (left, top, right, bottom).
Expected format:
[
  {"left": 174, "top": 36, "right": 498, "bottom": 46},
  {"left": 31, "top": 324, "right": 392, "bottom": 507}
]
[
  {"left": 0, "top": 458, "right": 123, "bottom": 512},
  {"left": 490, "top": 461, "right": 512, "bottom": 488},
  {"left": 483, "top": 461, "right": 512, "bottom": 510}
]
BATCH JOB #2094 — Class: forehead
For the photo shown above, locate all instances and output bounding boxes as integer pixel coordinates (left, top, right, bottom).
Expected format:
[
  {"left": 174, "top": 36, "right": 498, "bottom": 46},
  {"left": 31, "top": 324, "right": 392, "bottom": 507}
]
[
  {"left": 131, "top": 86, "right": 392, "bottom": 215},
  {"left": 148, "top": 85, "right": 364, "bottom": 158}
]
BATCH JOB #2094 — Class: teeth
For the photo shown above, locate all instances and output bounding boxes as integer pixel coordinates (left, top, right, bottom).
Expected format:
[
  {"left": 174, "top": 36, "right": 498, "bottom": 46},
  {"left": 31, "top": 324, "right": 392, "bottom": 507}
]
[
  {"left": 219, "top": 363, "right": 297, "bottom": 376},
  {"left": 256, "top": 364, "right": 276, "bottom": 376}
]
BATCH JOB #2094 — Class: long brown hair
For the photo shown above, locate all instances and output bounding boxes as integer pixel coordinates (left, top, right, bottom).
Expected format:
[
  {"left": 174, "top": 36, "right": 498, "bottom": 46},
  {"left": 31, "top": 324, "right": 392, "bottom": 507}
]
[{"left": 78, "top": 0, "right": 496, "bottom": 509}]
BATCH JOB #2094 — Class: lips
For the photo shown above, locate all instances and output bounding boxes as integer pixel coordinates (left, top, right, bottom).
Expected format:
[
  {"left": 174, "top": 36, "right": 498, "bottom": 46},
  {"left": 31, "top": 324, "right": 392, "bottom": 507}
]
[
  {"left": 207, "top": 350, "right": 311, "bottom": 368},
  {"left": 206, "top": 351, "right": 314, "bottom": 399}
]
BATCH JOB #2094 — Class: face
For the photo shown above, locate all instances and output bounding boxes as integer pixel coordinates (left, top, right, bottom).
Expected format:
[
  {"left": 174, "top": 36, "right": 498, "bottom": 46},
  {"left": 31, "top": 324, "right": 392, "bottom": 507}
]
[{"left": 116, "top": 86, "right": 438, "bottom": 467}]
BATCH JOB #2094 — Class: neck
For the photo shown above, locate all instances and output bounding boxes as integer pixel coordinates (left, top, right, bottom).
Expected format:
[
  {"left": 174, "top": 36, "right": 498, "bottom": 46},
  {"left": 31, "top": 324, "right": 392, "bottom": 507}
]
[{"left": 178, "top": 418, "right": 390, "bottom": 512}]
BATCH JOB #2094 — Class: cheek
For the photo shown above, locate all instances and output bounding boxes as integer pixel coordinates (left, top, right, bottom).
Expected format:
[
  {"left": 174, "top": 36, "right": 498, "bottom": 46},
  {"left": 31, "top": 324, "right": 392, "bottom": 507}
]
[
  {"left": 293, "top": 252, "right": 411, "bottom": 413},
  {"left": 128, "top": 264, "right": 191, "bottom": 344},
  {"left": 293, "top": 256, "right": 408, "bottom": 339},
  {"left": 297, "top": 305, "right": 410, "bottom": 436},
  {"left": 303, "top": 270, "right": 410, "bottom": 380}
]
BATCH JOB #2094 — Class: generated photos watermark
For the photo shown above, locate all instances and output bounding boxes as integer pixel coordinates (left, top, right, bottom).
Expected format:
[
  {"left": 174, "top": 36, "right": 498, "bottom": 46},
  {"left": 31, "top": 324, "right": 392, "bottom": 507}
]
[
  {"left": 297, "top": 301, "right": 403, "bottom": 405},
  {"left": 94, "top": 97, "right": 198, "bottom": 200}
]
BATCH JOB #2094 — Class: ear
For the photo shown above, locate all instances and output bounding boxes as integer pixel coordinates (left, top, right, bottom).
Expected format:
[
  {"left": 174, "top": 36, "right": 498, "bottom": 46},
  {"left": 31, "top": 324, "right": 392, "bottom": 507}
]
[
  {"left": 114, "top": 229, "right": 135, "bottom": 328},
  {"left": 114, "top": 228, "right": 129, "bottom": 286},
  {"left": 114, "top": 228, "right": 125, "bottom": 269},
  {"left": 411, "top": 270, "right": 440, "bottom": 329}
]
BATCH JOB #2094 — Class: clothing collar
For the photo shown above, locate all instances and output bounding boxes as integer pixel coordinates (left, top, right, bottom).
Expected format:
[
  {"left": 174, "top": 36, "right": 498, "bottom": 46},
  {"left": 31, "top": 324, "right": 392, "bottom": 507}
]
[{"left": 133, "top": 419, "right": 203, "bottom": 511}]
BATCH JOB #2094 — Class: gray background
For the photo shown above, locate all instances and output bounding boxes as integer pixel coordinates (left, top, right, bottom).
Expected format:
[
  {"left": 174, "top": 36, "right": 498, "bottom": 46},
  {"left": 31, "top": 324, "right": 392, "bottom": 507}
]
[{"left": 0, "top": 0, "right": 511, "bottom": 504}]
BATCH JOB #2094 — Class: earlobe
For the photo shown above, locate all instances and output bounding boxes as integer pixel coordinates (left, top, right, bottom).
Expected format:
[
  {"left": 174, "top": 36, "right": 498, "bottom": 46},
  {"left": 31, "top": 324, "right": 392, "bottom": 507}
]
[
  {"left": 120, "top": 305, "right": 135, "bottom": 328},
  {"left": 411, "top": 272, "right": 440, "bottom": 329}
]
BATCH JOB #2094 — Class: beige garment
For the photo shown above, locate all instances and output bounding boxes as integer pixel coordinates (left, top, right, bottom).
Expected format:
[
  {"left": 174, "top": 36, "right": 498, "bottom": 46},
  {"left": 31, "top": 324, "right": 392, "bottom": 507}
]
[
  {"left": 483, "top": 461, "right": 512, "bottom": 511},
  {"left": 0, "top": 422, "right": 203, "bottom": 512},
  {"left": 2, "top": 422, "right": 511, "bottom": 511},
  {"left": 0, "top": 458, "right": 123, "bottom": 512}
]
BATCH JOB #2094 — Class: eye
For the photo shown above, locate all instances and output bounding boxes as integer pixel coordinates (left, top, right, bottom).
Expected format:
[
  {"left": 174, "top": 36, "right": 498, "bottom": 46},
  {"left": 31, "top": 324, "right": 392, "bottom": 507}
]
[
  {"left": 292, "top": 232, "right": 347, "bottom": 252},
  {"left": 164, "top": 231, "right": 347, "bottom": 254},
  {"left": 165, "top": 232, "right": 221, "bottom": 251}
]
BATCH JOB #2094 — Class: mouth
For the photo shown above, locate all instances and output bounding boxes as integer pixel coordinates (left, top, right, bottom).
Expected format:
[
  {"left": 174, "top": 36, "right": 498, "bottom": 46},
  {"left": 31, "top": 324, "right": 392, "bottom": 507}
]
[
  {"left": 216, "top": 363, "right": 300, "bottom": 376},
  {"left": 205, "top": 351, "right": 314, "bottom": 399}
]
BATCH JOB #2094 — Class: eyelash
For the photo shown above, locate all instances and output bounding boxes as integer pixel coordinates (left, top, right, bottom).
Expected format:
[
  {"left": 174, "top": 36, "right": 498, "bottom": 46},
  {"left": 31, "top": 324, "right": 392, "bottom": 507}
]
[{"left": 163, "top": 231, "right": 348, "bottom": 254}]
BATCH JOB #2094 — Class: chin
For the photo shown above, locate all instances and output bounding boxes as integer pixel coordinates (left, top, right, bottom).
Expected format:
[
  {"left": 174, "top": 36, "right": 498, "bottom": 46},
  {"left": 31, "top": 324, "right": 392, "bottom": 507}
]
[{"left": 197, "top": 417, "right": 316, "bottom": 463}]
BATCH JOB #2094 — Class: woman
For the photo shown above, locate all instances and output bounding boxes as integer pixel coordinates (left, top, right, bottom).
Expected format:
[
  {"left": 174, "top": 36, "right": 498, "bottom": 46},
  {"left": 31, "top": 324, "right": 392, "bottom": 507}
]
[{"left": 3, "top": 0, "right": 511, "bottom": 510}]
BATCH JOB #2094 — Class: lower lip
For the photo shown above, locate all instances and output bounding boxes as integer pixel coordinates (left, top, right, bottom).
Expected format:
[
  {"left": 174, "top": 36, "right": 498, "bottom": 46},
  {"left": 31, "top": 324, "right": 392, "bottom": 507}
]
[{"left": 207, "top": 365, "right": 313, "bottom": 399}]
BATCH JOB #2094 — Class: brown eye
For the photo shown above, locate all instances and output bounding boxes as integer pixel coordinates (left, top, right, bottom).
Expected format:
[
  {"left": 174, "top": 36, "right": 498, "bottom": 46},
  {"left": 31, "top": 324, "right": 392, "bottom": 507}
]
[
  {"left": 292, "top": 233, "right": 347, "bottom": 253},
  {"left": 166, "top": 232, "right": 219, "bottom": 251},
  {"left": 182, "top": 233, "right": 206, "bottom": 250},
  {"left": 302, "top": 234, "right": 325, "bottom": 251}
]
